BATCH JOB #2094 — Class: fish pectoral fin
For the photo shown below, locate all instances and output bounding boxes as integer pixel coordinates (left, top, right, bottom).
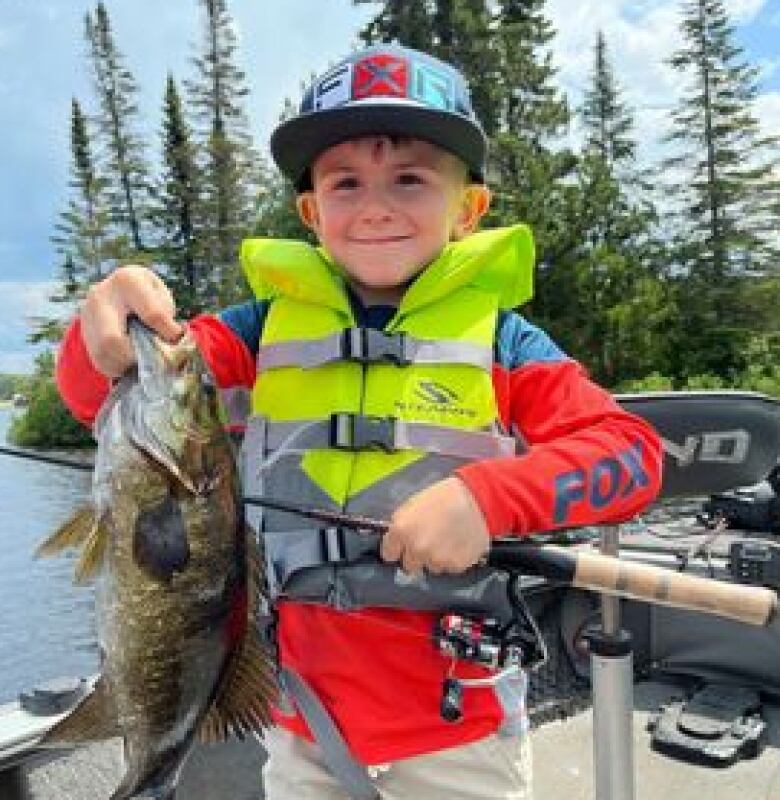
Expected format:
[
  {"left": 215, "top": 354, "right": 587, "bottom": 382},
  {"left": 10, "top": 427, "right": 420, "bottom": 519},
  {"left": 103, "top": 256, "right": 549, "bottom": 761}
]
[
  {"left": 74, "top": 515, "right": 111, "bottom": 584},
  {"left": 38, "top": 677, "right": 120, "bottom": 746},
  {"left": 198, "top": 527, "right": 277, "bottom": 745},
  {"left": 35, "top": 507, "right": 97, "bottom": 558}
]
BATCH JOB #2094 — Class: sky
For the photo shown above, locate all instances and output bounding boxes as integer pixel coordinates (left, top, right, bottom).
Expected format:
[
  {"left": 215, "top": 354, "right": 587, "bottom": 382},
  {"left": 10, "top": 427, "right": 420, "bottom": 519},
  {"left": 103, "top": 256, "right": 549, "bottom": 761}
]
[{"left": 0, "top": 0, "right": 778, "bottom": 373}]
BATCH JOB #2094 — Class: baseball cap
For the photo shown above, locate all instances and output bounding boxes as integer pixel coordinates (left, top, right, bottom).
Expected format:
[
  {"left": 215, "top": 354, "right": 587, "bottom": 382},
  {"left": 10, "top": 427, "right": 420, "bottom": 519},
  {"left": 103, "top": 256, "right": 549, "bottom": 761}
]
[{"left": 270, "top": 44, "right": 487, "bottom": 191}]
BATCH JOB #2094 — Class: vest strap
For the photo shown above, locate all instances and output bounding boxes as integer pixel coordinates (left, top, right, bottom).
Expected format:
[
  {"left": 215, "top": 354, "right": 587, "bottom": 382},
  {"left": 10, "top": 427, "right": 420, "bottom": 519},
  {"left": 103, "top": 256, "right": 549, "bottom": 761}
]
[
  {"left": 262, "top": 414, "right": 519, "bottom": 460},
  {"left": 257, "top": 328, "right": 493, "bottom": 371},
  {"left": 280, "top": 667, "right": 379, "bottom": 800}
]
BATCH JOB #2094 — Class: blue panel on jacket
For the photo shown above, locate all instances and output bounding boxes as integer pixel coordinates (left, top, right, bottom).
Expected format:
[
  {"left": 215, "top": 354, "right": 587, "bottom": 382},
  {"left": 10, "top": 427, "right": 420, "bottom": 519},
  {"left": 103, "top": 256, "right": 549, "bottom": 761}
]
[
  {"left": 495, "top": 311, "right": 568, "bottom": 370},
  {"left": 219, "top": 300, "right": 270, "bottom": 357}
]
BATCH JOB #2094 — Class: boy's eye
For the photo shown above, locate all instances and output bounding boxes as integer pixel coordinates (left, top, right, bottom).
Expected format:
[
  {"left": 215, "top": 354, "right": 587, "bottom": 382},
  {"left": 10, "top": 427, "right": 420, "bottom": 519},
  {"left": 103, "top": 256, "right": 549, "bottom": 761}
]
[
  {"left": 331, "top": 176, "right": 359, "bottom": 191},
  {"left": 397, "top": 172, "right": 424, "bottom": 186}
]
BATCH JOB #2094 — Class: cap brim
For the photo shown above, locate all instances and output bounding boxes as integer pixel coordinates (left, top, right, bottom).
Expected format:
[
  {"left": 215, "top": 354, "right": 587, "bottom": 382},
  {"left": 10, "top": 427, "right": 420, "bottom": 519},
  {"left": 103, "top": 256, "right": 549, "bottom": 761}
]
[{"left": 270, "top": 103, "right": 486, "bottom": 189}]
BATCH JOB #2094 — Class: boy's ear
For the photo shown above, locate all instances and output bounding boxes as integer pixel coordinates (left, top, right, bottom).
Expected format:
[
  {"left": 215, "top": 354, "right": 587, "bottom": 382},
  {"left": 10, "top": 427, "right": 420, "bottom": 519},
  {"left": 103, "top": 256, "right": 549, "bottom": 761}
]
[
  {"left": 296, "top": 192, "right": 320, "bottom": 232},
  {"left": 452, "top": 185, "right": 491, "bottom": 239}
]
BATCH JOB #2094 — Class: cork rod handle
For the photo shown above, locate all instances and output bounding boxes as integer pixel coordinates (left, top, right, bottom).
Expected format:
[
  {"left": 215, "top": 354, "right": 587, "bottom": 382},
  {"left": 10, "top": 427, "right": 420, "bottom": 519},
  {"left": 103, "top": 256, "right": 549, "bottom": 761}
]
[{"left": 564, "top": 545, "right": 777, "bottom": 627}]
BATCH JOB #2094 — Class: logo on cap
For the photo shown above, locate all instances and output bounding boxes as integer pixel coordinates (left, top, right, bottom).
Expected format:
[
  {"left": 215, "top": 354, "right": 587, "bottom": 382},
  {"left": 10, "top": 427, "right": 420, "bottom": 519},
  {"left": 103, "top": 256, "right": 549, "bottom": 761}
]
[
  {"left": 309, "top": 50, "right": 460, "bottom": 115},
  {"left": 354, "top": 54, "right": 409, "bottom": 100}
]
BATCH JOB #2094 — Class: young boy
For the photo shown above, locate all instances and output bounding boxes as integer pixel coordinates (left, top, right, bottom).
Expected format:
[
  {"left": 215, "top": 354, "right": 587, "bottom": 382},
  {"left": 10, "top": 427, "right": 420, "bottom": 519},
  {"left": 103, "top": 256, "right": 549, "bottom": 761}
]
[{"left": 57, "top": 44, "right": 662, "bottom": 800}]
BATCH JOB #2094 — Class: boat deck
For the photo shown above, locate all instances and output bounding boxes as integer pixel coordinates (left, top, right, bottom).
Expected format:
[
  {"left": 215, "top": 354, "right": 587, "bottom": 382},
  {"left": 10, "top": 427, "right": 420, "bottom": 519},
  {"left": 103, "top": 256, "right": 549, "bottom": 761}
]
[{"left": 5, "top": 677, "right": 779, "bottom": 800}]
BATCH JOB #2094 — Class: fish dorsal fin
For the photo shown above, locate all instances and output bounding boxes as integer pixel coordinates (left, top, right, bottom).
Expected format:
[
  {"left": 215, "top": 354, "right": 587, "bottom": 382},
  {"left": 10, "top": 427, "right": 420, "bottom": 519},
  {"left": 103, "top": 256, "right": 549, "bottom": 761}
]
[
  {"left": 199, "top": 529, "right": 277, "bottom": 743},
  {"left": 35, "top": 507, "right": 109, "bottom": 585},
  {"left": 38, "top": 677, "right": 120, "bottom": 745}
]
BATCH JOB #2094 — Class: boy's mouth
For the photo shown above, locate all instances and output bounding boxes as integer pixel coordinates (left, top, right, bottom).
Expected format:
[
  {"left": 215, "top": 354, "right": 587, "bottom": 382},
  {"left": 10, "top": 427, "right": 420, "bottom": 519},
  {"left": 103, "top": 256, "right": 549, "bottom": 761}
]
[{"left": 349, "top": 235, "right": 412, "bottom": 245}]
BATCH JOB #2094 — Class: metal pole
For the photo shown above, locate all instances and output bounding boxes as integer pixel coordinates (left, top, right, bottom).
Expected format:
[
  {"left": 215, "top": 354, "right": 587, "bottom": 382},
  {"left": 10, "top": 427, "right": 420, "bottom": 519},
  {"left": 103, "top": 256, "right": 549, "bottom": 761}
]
[{"left": 591, "top": 525, "right": 635, "bottom": 800}]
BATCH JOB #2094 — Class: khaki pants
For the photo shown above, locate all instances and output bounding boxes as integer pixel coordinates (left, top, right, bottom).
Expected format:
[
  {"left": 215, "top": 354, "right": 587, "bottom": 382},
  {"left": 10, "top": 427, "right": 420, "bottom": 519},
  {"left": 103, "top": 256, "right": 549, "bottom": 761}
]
[{"left": 263, "top": 727, "right": 534, "bottom": 800}]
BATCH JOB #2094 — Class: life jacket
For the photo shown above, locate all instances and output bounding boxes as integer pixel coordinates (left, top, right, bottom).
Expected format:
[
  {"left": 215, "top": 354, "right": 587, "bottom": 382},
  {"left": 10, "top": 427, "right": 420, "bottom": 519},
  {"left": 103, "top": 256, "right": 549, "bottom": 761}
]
[
  {"left": 239, "top": 224, "right": 535, "bottom": 620},
  {"left": 238, "top": 226, "right": 539, "bottom": 798}
]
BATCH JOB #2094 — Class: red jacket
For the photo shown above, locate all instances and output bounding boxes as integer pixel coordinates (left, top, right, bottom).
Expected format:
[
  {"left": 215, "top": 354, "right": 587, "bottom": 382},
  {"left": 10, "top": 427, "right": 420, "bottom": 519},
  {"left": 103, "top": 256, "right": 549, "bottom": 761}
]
[{"left": 57, "top": 307, "right": 662, "bottom": 764}]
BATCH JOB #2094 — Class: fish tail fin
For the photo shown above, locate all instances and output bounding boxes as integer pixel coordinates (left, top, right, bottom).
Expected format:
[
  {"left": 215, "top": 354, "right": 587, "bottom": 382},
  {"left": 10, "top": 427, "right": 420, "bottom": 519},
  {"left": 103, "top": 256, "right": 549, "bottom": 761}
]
[{"left": 35, "top": 507, "right": 96, "bottom": 558}]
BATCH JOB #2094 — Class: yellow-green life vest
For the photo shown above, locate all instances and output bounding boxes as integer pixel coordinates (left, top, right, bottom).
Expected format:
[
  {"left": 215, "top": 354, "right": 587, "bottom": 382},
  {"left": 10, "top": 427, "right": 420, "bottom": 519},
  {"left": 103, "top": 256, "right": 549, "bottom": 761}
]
[{"left": 239, "top": 224, "right": 534, "bottom": 604}]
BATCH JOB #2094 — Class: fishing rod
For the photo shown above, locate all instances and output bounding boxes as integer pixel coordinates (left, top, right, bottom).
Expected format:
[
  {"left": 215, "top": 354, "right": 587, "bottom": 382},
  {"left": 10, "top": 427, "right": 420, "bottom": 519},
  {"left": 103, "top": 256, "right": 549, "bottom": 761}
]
[
  {"left": 243, "top": 492, "right": 778, "bottom": 628},
  {"left": 0, "top": 444, "right": 92, "bottom": 472},
  {"left": 1, "top": 445, "right": 775, "bottom": 627}
]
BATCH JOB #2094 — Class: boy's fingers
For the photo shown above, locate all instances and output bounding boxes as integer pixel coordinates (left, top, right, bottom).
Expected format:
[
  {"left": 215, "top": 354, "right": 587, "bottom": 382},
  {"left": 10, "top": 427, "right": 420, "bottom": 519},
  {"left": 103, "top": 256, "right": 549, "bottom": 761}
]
[
  {"left": 82, "top": 295, "right": 135, "bottom": 377},
  {"left": 80, "top": 266, "right": 182, "bottom": 377},
  {"left": 119, "top": 269, "right": 183, "bottom": 342},
  {"left": 400, "top": 551, "right": 424, "bottom": 577},
  {"left": 380, "top": 528, "right": 403, "bottom": 563}
]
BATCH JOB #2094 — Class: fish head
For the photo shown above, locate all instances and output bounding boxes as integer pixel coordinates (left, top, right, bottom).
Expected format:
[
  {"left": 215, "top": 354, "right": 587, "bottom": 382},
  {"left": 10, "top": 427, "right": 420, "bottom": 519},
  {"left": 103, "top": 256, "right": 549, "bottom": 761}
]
[{"left": 126, "top": 318, "right": 229, "bottom": 493}]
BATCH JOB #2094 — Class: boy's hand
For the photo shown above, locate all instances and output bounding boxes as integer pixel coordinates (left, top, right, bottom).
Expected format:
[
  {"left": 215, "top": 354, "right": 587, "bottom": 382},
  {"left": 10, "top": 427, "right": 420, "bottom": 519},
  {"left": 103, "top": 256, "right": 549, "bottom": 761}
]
[
  {"left": 381, "top": 477, "right": 490, "bottom": 576},
  {"left": 81, "top": 266, "right": 183, "bottom": 377}
]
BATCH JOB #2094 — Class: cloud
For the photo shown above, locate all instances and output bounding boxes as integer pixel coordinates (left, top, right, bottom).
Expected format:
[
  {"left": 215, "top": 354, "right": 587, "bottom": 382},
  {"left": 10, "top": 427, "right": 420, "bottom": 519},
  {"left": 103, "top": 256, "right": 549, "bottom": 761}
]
[
  {"left": 724, "top": 0, "right": 770, "bottom": 23},
  {"left": 547, "top": 0, "right": 778, "bottom": 166},
  {"left": 0, "top": 281, "right": 72, "bottom": 375},
  {"left": 755, "top": 91, "right": 780, "bottom": 136},
  {"left": 547, "top": 1, "right": 683, "bottom": 162}
]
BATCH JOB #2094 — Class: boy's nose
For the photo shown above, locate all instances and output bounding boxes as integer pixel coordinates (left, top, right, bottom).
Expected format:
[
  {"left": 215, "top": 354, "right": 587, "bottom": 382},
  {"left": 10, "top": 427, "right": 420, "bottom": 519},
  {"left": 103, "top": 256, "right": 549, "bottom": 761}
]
[{"left": 357, "top": 187, "right": 395, "bottom": 224}]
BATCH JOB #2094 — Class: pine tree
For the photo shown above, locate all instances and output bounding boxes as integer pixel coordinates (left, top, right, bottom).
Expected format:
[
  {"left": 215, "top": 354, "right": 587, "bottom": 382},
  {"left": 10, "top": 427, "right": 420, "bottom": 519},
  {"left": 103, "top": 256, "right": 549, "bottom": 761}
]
[
  {"left": 51, "top": 98, "right": 116, "bottom": 295},
  {"left": 486, "top": 0, "right": 576, "bottom": 271},
  {"left": 355, "top": 0, "right": 435, "bottom": 51},
  {"left": 581, "top": 31, "right": 635, "bottom": 167},
  {"left": 486, "top": 0, "right": 584, "bottom": 359},
  {"left": 664, "top": 0, "right": 779, "bottom": 276},
  {"left": 185, "top": 0, "right": 260, "bottom": 306},
  {"left": 155, "top": 74, "right": 203, "bottom": 317},
  {"left": 661, "top": 0, "right": 780, "bottom": 375},
  {"left": 578, "top": 31, "right": 652, "bottom": 250},
  {"left": 85, "top": 2, "right": 150, "bottom": 253},
  {"left": 560, "top": 32, "right": 671, "bottom": 384}
]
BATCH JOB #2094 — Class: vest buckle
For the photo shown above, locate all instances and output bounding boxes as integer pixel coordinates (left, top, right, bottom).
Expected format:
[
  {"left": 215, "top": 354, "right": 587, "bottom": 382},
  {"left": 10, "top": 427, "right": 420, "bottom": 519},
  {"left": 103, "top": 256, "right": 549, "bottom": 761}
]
[
  {"left": 342, "top": 328, "right": 409, "bottom": 365},
  {"left": 329, "top": 413, "right": 397, "bottom": 452},
  {"left": 319, "top": 527, "right": 348, "bottom": 562}
]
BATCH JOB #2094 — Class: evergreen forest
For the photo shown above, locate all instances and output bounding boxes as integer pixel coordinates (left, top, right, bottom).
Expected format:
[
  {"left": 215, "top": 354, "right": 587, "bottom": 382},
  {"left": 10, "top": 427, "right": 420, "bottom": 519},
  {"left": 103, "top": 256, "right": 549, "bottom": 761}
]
[{"left": 10, "top": 0, "right": 780, "bottom": 446}]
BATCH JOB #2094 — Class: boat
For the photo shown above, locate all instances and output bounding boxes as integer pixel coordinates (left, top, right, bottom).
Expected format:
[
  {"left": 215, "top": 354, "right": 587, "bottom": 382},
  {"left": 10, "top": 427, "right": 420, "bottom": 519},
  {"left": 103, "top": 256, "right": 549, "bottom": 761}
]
[{"left": 2, "top": 390, "right": 780, "bottom": 799}]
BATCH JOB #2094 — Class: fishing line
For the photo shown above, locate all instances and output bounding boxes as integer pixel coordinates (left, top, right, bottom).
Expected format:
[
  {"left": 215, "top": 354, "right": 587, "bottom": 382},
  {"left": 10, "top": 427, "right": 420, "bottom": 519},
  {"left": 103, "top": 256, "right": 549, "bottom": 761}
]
[{"left": 0, "top": 444, "right": 93, "bottom": 471}]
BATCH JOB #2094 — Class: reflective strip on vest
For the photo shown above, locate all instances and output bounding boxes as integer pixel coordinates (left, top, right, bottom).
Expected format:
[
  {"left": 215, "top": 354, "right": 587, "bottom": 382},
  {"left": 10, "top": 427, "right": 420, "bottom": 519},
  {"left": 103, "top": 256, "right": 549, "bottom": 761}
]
[
  {"left": 261, "top": 416, "right": 519, "bottom": 460},
  {"left": 257, "top": 328, "right": 493, "bottom": 371}
]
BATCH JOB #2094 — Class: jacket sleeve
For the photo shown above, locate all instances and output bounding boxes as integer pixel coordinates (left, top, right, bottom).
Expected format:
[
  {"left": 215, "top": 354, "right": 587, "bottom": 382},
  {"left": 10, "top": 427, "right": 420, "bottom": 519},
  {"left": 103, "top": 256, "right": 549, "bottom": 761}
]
[
  {"left": 456, "top": 357, "right": 663, "bottom": 537},
  {"left": 55, "top": 314, "right": 256, "bottom": 427}
]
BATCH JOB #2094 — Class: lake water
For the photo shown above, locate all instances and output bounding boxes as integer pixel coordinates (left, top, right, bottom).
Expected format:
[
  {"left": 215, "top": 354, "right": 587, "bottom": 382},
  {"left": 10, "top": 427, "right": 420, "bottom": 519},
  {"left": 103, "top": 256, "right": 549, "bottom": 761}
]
[{"left": 0, "top": 406, "right": 97, "bottom": 704}]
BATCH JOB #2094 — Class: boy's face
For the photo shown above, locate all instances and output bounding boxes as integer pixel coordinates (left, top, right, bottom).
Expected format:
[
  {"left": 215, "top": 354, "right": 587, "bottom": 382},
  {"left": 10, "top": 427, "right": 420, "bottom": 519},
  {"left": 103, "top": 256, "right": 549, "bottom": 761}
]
[{"left": 297, "top": 137, "right": 489, "bottom": 300}]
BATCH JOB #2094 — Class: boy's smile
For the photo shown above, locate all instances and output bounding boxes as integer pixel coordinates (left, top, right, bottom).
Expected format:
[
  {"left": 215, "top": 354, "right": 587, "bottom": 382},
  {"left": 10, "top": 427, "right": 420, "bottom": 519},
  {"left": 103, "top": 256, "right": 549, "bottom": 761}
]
[{"left": 297, "top": 137, "right": 489, "bottom": 304}]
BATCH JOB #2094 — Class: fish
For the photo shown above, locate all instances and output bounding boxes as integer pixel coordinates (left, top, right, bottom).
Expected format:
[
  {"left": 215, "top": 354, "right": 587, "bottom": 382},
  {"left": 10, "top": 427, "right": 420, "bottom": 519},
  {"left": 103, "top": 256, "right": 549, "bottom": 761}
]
[{"left": 36, "top": 317, "right": 276, "bottom": 800}]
